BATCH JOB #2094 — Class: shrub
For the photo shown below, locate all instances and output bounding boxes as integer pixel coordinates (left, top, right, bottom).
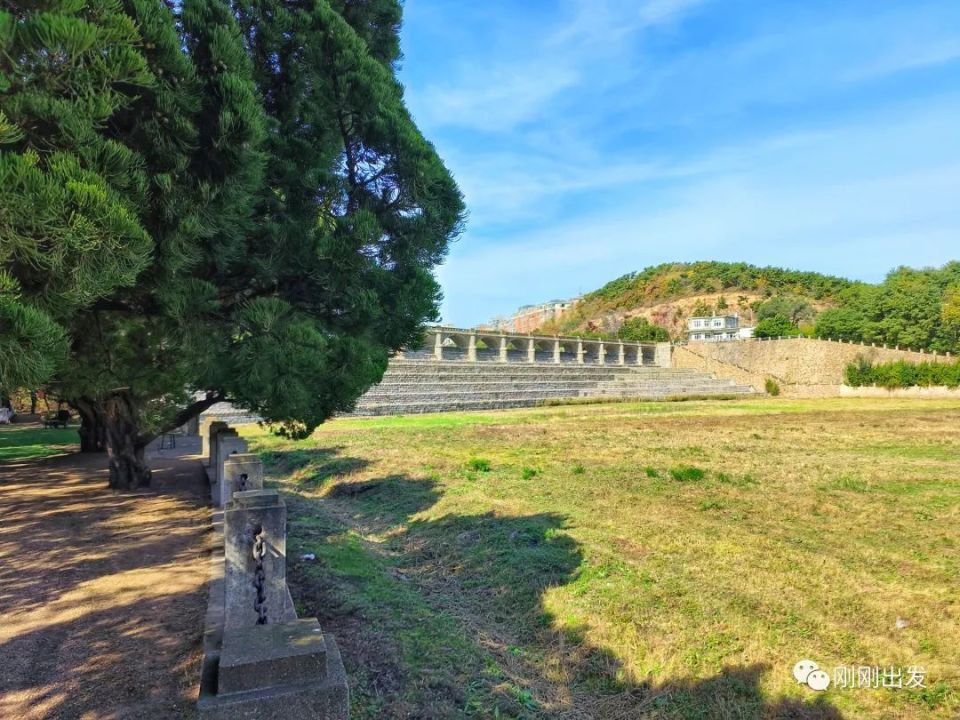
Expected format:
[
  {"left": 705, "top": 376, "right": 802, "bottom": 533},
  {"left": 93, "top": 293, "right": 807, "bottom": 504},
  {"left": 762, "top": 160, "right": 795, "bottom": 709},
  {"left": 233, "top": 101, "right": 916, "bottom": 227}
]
[
  {"left": 670, "top": 466, "right": 706, "bottom": 482},
  {"left": 521, "top": 467, "right": 538, "bottom": 480},
  {"left": 467, "top": 458, "right": 491, "bottom": 472},
  {"left": 754, "top": 314, "right": 801, "bottom": 339},
  {"left": 765, "top": 378, "right": 781, "bottom": 396},
  {"left": 844, "top": 358, "right": 960, "bottom": 388},
  {"left": 571, "top": 463, "right": 586, "bottom": 475}
]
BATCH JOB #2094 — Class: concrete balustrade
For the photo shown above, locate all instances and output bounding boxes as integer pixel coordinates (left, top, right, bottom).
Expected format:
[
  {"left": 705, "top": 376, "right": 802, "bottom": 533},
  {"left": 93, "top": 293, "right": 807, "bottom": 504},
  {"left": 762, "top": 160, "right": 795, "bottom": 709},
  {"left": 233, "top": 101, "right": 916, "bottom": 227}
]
[
  {"left": 418, "top": 326, "right": 668, "bottom": 368},
  {"left": 198, "top": 426, "right": 349, "bottom": 719}
]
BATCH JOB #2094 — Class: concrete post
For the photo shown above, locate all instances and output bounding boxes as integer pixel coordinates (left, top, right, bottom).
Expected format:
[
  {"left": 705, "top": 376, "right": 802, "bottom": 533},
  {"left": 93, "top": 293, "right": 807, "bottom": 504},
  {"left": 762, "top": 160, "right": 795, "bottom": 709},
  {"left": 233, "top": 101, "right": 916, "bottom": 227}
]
[
  {"left": 220, "top": 453, "right": 264, "bottom": 507},
  {"left": 636, "top": 345, "right": 644, "bottom": 366},
  {"left": 467, "top": 332, "right": 477, "bottom": 362},
  {"left": 214, "top": 430, "right": 242, "bottom": 485},
  {"left": 617, "top": 342, "right": 625, "bottom": 366},
  {"left": 597, "top": 343, "right": 606, "bottom": 365},
  {"left": 224, "top": 489, "right": 287, "bottom": 629},
  {"left": 654, "top": 342, "right": 671, "bottom": 368},
  {"left": 203, "top": 420, "right": 228, "bottom": 467},
  {"left": 527, "top": 338, "right": 536, "bottom": 363},
  {"left": 499, "top": 335, "right": 508, "bottom": 362},
  {"left": 433, "top": 330, "right": 443, "bottom": 360},
  {"left": 553, "top": 339, "right": 561, "bottom": 364},
  {"left": 576, "top": 340, "right": 584, "bottom": 364}
]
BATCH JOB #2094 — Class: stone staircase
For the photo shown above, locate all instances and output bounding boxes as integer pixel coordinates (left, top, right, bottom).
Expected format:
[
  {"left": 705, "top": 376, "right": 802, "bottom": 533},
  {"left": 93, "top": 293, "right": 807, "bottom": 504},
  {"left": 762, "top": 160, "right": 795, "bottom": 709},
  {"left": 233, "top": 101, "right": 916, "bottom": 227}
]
[{"left": 352, "top": 359, "right": 757, "bottom": 415}]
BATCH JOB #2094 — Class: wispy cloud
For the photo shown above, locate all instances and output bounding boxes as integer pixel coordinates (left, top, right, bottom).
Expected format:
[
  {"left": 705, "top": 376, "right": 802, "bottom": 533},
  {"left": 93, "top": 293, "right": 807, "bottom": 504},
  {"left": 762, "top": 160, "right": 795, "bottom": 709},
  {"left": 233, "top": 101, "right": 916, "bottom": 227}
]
[{"left": 399, "top": 0, "right": 960, "bottom": 326}]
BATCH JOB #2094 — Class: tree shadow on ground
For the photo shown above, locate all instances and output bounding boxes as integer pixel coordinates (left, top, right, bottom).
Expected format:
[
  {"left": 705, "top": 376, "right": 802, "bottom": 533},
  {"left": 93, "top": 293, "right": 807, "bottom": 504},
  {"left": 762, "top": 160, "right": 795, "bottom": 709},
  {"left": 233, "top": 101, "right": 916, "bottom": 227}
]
[
  {"left": 259, "top": 445, "right": 369, "bottom": 489},
  {"left": 278, "top": 466, "right": 847, "bottom": 719},
  {"left": 0, "top": 450, "right": 210, "bottom": 719}
]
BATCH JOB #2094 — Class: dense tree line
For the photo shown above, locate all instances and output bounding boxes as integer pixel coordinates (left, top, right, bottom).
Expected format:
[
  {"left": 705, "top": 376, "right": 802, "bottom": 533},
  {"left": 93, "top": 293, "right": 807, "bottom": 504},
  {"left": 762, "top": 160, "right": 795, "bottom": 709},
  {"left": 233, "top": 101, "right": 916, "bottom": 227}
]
[
  {"left": 815, "top": 263, "right": 960, "bottom": 352},
  {"left": 1, "top": 0, "right": 464, "bottom": 487}
]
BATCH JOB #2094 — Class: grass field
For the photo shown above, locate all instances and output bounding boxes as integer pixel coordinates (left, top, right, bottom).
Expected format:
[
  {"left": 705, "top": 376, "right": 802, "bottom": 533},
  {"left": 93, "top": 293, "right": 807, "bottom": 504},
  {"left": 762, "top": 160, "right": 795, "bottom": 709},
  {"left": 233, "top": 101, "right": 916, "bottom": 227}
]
[
  {"left": 0, "top": 425, "right": 78, "bottom": 462},
  {"left": 243, "top": 398, "right": 960, "bottom": 719}
]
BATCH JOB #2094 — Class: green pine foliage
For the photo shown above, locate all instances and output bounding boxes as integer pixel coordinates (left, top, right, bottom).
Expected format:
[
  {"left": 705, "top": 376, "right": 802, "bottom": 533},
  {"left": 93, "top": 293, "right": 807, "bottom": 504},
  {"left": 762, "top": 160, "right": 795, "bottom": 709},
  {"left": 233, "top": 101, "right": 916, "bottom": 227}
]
[
  {"left": 4, "top": 0, "right": 463, "bottom": 487},
  {"left": 214, "top": 0, "right": 465, "bottom": 438},
  {"left": 0, "top": 0, "right": 155, "bottom": 389}
]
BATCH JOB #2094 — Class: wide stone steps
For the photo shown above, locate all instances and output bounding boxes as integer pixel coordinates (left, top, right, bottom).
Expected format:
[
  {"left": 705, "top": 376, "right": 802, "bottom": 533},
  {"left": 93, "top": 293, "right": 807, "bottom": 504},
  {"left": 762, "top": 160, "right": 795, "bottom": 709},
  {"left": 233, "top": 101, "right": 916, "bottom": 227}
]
[{"left": 352, "top": 359, "right": 757, "bottom": 415}]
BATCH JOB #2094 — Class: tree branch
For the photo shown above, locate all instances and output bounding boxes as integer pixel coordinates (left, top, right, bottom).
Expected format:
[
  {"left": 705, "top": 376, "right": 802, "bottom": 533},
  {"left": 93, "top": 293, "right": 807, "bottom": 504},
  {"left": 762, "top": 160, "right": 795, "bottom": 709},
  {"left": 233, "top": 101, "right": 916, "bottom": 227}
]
[{"left": 138, "top": 391, "right": 227, "bottom": 445}]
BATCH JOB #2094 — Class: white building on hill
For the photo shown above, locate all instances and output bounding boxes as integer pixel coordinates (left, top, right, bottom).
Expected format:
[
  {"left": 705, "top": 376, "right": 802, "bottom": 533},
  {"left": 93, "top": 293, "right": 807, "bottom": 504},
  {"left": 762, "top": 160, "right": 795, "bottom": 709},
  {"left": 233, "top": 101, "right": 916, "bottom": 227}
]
[{"left": 687, "top": 315, "right": 753, "bottom": 342}]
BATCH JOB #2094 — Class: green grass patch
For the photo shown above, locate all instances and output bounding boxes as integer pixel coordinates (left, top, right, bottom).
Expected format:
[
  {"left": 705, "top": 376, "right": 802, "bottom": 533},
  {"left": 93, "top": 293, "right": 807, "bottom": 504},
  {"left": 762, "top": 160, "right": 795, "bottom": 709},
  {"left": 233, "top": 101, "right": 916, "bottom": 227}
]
[{"left": 0, "top": 426, "right": 78, "bottom": 461}]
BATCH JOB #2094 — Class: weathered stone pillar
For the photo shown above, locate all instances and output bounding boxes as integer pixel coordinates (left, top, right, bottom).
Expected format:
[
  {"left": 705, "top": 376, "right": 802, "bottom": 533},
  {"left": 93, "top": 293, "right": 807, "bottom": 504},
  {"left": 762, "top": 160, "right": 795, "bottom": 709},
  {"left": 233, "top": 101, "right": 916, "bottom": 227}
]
[
  {"left": 433, "top": 330, "right": 443, "bottom": 360},
  {"left": 220, "top": 453, "right": 264, "bottom": 507},
  {"left": 635, "top": 345, "right": 644, "bottom": 366},
  {"left": 553, "top": 339, "right": 561, "bottom": 364},
  {"left": 499, "top": 335, "right": 508, "bottom": 362},
  {"left": 467, "top": 332, "right": 477, "bottom": 362},
  {"left": 597, "top": 342, "right": 606, "bottom": 365},
  {"left": 576, "top": 340, "right": 584, "bottom": 364},
  {"left": 203, "top": 420, "right": 228, "bottom": 468},
  {"left": 654, "top": 342, "right": 671, "bottom": 368},
  {"left": 224, "top": 489, "right": 287, "bottom": 629},
  {"left": 527, "top": 338, "right": 536, "bottom": 363},
  {"left": 215, "top": 428, "right": 247, "bottom": 482},
  {"left": 617, "top": 342, "right": 625, "bottom": 365}
]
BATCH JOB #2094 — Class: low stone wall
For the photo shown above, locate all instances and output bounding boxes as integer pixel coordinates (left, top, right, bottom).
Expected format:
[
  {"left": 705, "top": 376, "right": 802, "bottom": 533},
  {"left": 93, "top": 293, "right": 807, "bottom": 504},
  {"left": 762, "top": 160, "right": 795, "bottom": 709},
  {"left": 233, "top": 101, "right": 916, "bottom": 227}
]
[
  {"left": 673, "top": 338, "right": 954, "bottom": 397},
  {"left": 839, "top": 385, "right": 960, "bottom": 399}
]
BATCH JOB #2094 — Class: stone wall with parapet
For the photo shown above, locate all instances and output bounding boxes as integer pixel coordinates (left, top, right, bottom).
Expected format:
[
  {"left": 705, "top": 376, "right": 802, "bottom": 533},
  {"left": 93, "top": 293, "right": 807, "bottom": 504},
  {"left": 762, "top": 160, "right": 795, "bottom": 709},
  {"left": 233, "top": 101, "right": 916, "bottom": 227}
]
[{"left": 673, "top": 338, "right": 954, "bottom": 397}]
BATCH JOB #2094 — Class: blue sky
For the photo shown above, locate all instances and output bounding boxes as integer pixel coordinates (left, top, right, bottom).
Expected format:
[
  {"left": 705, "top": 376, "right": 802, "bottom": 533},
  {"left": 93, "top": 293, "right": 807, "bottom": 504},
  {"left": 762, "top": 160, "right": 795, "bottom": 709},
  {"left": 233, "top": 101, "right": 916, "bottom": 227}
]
[{"left": 397, "top": 0, "right": 960, "bottom": 327}]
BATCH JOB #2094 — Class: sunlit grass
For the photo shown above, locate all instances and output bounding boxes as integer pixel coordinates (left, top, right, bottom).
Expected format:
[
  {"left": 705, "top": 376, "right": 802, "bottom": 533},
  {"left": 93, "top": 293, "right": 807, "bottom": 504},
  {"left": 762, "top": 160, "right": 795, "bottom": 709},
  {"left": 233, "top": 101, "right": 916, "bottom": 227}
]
[
  {"left": 245, "top": 398, "right": 960, "bottom": 719},
  {"left": 0, "top": 426, "right": 78, "bottom": 462}
]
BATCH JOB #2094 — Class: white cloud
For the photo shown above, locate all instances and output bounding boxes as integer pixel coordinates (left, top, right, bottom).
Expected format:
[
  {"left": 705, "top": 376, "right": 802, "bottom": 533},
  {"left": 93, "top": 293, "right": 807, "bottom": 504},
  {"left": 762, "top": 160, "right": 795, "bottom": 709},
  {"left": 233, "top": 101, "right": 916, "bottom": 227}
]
[
  {"left": 409, "top": 0, "right": 709, "bottom": 133},
  {"left": 438, "top": 97, "right": 960, "bottom": 325}
]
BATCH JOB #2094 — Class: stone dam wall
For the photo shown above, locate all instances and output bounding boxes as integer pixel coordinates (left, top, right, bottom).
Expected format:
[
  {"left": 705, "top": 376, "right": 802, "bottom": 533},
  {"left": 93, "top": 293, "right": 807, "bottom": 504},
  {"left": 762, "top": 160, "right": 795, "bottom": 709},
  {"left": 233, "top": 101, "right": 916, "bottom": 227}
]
[{"left": 673, "top": 338, "right": 954, "bottom": 397}]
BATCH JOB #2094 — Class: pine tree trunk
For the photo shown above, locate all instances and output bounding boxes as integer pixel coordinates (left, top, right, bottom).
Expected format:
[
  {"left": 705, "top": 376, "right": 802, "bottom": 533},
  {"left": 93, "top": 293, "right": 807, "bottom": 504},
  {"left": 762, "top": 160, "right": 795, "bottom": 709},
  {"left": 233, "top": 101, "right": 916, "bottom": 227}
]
[
  {"left": 73, "top": 397, "right": 107, "bottom": 453},
  {"left": 103, "top": 391, "right": 151, "bottom": 489}
]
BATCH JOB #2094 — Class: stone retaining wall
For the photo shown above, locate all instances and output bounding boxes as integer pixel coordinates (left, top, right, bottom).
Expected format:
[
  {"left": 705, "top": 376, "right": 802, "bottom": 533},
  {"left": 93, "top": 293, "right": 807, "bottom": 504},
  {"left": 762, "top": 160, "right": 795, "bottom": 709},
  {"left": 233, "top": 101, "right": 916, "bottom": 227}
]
[{"left": 673, "top": 338, "right": 954, "bottom": 397}]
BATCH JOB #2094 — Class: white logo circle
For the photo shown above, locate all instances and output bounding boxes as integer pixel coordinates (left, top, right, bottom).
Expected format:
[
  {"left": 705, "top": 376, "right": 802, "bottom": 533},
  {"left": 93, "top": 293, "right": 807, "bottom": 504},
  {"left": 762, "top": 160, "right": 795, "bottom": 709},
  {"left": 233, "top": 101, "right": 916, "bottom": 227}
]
[
  {"left": 793, "top": 659, "right": 819, "bottom": 684},
  {"left": 807, "top": 669, "right": 831, "bottom": 691}
]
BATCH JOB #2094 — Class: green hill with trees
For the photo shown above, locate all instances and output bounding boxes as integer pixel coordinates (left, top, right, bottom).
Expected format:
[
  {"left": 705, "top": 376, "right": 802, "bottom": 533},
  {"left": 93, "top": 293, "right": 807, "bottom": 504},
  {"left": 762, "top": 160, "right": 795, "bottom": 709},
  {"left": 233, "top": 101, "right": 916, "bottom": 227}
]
[{"left": 539, "top": 261, "right": 960, "bottom": 353}]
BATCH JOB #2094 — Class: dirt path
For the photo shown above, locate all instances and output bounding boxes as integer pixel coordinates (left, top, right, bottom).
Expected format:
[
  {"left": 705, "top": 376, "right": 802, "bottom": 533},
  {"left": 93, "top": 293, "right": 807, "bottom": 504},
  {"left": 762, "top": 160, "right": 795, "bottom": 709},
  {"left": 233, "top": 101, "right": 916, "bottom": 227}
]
[{"left": 0, "top": 441, "right": 211, "bottom": 720}]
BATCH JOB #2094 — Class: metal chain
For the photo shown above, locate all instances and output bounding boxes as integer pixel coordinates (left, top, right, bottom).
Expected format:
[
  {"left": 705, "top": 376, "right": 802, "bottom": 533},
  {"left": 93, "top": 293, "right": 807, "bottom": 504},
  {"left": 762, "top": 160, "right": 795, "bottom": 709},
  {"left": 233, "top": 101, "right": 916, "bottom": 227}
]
[{"left": 252, "top": 526, "right": 268, "bottom": 625}]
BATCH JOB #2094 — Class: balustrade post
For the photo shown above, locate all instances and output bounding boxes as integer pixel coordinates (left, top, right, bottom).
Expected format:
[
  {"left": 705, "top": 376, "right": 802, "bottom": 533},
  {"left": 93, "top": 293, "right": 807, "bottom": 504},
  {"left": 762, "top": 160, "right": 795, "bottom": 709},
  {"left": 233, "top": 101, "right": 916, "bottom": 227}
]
[
  {"left": 499, "top": 335, "right": 508, "bottom": 362},
  {"left": 223, "top": 489, "right": 288, "bottom": 629},
  {"left": 618, "top": 341, "right": 625, "bottom": 365},
  {"left": 597, "top": 342, "right": 606, "bottom": 365},
  {"left": 527, "top": 338, "right": 536, "bottom": 363},
  {"left": 576, "top": 340, "right": 584, "bottom": 364},
  {"left": 467, "top": 332, "right": 477, "bottom": 362},
  {"left": 433, "top": 330, "right": 443, "bottom": 360},
  {"left": 553, "top": 338, "right": 561, "bottom": 364}
]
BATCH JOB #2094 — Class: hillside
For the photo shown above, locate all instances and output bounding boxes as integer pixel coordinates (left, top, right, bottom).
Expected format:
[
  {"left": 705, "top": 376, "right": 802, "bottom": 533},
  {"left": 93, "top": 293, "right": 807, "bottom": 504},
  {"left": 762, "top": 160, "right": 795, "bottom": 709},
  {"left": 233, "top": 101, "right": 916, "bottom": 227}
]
[{"left": 539, "top": 261, "right": 857, "bottom": 339}]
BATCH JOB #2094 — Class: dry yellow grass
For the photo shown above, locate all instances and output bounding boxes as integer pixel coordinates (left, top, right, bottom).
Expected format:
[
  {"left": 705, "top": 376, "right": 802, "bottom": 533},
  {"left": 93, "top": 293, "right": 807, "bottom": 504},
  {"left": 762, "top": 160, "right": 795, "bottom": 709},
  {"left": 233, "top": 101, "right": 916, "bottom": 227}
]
[{"left": 249, "top": 398, "right": 960, "bottom": 719}]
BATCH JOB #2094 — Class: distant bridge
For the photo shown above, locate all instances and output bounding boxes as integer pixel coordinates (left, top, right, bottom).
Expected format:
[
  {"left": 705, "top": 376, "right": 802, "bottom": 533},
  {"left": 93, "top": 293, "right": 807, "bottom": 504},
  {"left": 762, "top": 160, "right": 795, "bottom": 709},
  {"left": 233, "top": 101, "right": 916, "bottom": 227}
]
[{"left": 404, "top": 326, "right": 672, "bottom": 367}]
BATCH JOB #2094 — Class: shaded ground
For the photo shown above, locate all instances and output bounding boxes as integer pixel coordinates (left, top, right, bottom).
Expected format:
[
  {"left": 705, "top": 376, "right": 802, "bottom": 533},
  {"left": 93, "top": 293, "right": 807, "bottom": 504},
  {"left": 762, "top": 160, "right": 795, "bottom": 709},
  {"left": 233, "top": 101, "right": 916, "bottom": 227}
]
[
  {"left": 0, "top": 436, "right": 210, "bottom": 720},
  {"left": 247, "top": 398, "right": 960, "bottom": 719}
]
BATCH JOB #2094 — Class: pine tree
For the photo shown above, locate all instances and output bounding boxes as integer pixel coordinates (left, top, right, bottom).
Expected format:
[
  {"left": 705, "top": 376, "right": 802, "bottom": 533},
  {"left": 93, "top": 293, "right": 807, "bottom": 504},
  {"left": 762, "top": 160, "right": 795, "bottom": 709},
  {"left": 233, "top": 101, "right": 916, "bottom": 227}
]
[
  {"left": 0, "top": 0, "right": 155, "bottom": 391},
  {"left": 55, "top": 0, "right": 267, "bottom": 485},
  {"left": 6, "top": 0, "right": 462, "bottom": 489}
]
